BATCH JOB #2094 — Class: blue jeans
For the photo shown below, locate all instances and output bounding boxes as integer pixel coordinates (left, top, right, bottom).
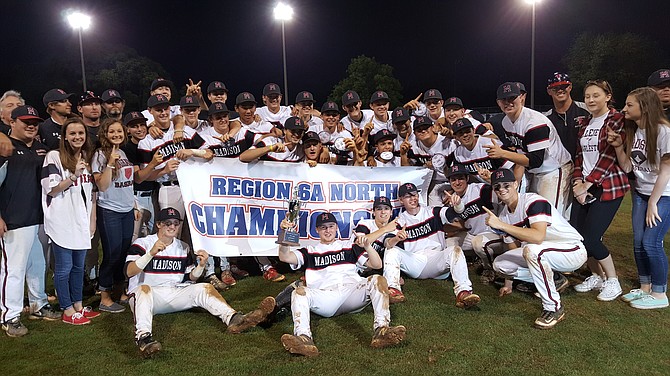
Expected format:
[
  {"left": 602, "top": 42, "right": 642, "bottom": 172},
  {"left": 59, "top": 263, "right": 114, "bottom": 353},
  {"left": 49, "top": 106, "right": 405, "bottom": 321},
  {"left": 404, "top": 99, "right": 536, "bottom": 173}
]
[
  {"left": 632, "top": 191, "right": 670, "bottom": 293},
  {"left": 52, "top": 242, "right": 87, "bottom": 310},
  {"left": 97, "top": 206, "right": 134, "bottom": 291}
]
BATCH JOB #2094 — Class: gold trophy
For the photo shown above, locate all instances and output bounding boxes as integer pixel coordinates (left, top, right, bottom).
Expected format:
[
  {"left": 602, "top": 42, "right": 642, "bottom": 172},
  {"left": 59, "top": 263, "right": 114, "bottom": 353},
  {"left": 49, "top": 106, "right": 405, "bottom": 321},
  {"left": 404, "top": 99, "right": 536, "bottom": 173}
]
[{"left": 277, "top": 186, "right": 302, "bottom": 246}]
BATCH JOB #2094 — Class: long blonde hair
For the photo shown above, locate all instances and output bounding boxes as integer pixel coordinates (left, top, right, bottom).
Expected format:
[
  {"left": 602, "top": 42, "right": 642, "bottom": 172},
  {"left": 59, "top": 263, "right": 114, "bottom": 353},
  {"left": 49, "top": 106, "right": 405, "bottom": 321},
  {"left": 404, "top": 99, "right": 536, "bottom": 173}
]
[
  {"left": 59, "top": 117, "right": 93, "bottom": 174},
  {"left": 623, "top": 87, "right": 670, "bottom": 167}
]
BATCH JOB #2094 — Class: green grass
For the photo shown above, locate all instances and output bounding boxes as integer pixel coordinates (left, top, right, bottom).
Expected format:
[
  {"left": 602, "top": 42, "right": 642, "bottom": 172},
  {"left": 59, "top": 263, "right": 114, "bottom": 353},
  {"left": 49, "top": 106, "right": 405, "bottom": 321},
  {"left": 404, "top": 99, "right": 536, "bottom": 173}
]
[{"left": 2, "top": 195, "right": 670, "bottom": 376}]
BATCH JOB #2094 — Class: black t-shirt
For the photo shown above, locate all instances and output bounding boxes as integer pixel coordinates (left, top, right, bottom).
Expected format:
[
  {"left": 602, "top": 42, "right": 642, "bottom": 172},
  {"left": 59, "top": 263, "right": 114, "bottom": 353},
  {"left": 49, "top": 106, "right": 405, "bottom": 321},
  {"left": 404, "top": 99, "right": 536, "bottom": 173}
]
[
  {"left": 122, "top": 140, "right": 157, "bottom": 192},
  {"left": 0, "top": 121, "right": 10, "bottom": 136},
  {"left": 0, "top": 138, "right": 48, "bottom": 229},
  {"left": 86, "top": 125, "right": 101, "bottom": 148},
  {"left": 545, "top": 102, "right": 589, "bottom": 160},
  {"left": 38, "top": 117, "right": 62, "bottom": 150}
]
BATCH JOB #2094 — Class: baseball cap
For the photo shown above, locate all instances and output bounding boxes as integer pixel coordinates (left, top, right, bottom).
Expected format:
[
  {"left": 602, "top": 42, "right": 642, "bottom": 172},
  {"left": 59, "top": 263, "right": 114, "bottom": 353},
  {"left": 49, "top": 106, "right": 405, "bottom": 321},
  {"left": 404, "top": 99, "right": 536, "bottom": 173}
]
[
  {"left": 446, "top": 163, "right": 469, "bottom": 178},
  {"left": 151, "top": 78, "right": 173, "bottom": 91},
  {"left": 321, "top": 101, "right": 340, "bottom": 114},
  {"left": 101, "top": 89, "right": 123, "bottom": 103},
  {"left": 315, "top": 212, "right": 337, "bottom": 227},
  {"left": 235, "top": 92, "right": 257, "bottom": 105},
  {"left": 209, "top": 102, "right": 229, "bottom": 116},
  {"left": 78, "top": 91, "right": 102, "bottom": 106},
  {"left": 648, "top": 69, "right": 670, "bottom": 86},
  {"left": 452, "top": 118, "right": 474, "bottom": 133},
  {"left": 424, "top": 89, "right": 443, "bottom": 101},
  {"left": 444, "top": 97, "right": 464, "bottom": 108},
  {"left": 491, "top": 168, "right": 516, "bottom": 185},
  {"left": 179, "top": 95, "right": 200, "bottom": 108},
  {"left": 207, "top": 81, "right": 228, "bottom": 94},
  {"left": 342, "top": 90, "right": 361, "bottom": 106},
  {"left": 42, "top": 89, "right": 76, "bottom": 107},
  {"left": 370, "top": 90, "right": 389, "bottom": 104},
  {"left": 398, "top": 182, "right": 420, "bottom": 197},
  {"left": 296, "top": 91, "right": 314, "bottom": 104},
  {"left": 373, "top": 196, "right": 392, "bottom": 209},
  {"left": 497, "top": 82, "right": 524, "bottom": 100},
  {"left": 284, "top": 116, "right": 304, "bottom": 130},
  {"left": 413, "top": 116, "right": 433, "bottom": 130},
  {"left": 391, "top": 107, "right": 410, "bottom": 124},
  {"left": 263, "top": 83, "right": 282, "bottom": 96},
  {"left": 123, "top": 111, "right": 147, "bottom": 126},
  {"left": 157, "top": 207, "right": 182, "bottom": 222},
  {"left": 547, "top": 72, "right": 572, "bottom": 88},
  {"left": 11, "top": 105, "right": 43, "bottom": 122},
  {"left": 303, "top": 131, "right": 320, "bottom": 144},
  {"left": 373, "top": 129, "right": 396, "bottom": 145},
  {"left": 147, "top": 94, "right": 170, "bottom": 108}
]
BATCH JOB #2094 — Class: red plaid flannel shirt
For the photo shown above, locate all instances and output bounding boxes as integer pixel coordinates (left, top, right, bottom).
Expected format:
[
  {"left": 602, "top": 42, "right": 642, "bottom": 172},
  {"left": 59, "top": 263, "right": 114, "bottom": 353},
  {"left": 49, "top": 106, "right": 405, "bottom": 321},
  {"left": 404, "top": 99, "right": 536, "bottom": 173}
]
[{"left": 573, "top": 108, "right": 629, "bottom": 201}]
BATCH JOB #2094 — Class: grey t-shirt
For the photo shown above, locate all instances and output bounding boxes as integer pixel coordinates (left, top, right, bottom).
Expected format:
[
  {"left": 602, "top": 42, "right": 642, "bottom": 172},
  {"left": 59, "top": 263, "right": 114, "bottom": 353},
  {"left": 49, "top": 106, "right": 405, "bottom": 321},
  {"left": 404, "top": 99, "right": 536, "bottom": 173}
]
[{"left": 92, "top": 149, "right": 135, "bottom": 212}]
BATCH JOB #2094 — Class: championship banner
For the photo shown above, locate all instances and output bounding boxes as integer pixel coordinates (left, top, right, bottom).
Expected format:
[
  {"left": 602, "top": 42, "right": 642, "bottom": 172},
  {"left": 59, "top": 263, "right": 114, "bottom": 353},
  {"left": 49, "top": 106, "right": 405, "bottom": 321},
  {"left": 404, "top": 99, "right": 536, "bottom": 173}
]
[{"left": 176, "top": 159, "right": 432, "bottom": 256}]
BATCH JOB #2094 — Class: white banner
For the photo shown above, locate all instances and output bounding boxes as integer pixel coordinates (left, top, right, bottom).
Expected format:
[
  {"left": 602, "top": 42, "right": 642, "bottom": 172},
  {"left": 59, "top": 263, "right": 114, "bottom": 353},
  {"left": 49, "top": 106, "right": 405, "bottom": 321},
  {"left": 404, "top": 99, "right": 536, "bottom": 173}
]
[{"left": 176, "top": 159, "right": 432, "bottom": 256}]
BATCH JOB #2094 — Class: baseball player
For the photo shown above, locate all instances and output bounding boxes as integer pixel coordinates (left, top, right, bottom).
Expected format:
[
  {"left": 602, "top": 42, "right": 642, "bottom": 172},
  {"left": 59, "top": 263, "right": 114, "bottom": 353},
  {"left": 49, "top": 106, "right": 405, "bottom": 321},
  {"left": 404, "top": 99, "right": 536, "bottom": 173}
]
[
  {"left": 442, "top": 164, "right": 504, "bottom": 283},
  {"left": 443, "top": 96, "right": 487, "bottom": 133},
  {"left": 491, "top": 82, "right": 573, "bottom": 217},
  {"left": 39, "top": 88, "right": 76, "bottom": 151},
  {"left": 383, "top": 182, "right": 480, "bottom": 307},
  {"left": 543, "top": 73, "right": 589, "bottom": 160},
  {"left": 256, "top": 83, "right": 292, "bottom": 128},
  {"left": 362, "top": 129, "right": 405, "bottom": 167},
  {"left": 278, "top": 212, "right": 406, "bottom": 357},
  {"left": 125, "top": 207, "right": 275, "bottom": 358},
  {"left": 294, "top": 91, "right": 324, "bottom": 130},
  {"left": 339, "top": 90, "right": 374, "bottom": 133},
  {"left": 450, "top": 118, "right": 514, "bottom": 182},
  {"left": 200, "top": 102, "right": 259, "bottom": 159},
  {"left": 1, "top": 105, "right": 60, "bottom": 337},
  {"left": 140, "top": 78, "right": 181, "bottom": 124},
  {"left": 488, "top": 169, "right": 587, "bottom": 329},
  {"left": 100, "top": 89, "right": 125, "bottom": 122},
  {"left": 352, "top": 196, "right": 397, "bottom": 273},
  {"left": 232, "top": 92, "right": 274, "bottom": 135},
  {"left": 179, "top": 95, "right": 210, "bottom": 133},
  {"left": 239, "top": 116, "right": 305, "bottom": 163},
  {"left": 648, "top": 69, "right": 670, "bottom": 119}
]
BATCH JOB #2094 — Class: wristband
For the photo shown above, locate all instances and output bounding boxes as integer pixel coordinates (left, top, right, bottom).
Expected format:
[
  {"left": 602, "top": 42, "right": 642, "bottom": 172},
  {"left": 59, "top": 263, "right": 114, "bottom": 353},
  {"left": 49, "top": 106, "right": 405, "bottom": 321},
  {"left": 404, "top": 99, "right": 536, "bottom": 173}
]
[
  {"left": 135, "top": 252, "right": 154, "bottom": 270},
  {"left": 269, "top": 144, "right": 275, "bottom": 152},
  {"left": 453, "top": 201, "right": 465, "bottom": 214},
  {"left": 192, "top": 149, "right": 206, "bottom": 157},
  {"left": 192, "top": 265, "right": 204, "bottom": 278},
  {"left": 174, "top": 129, "right": 184, "bottom": 133}
]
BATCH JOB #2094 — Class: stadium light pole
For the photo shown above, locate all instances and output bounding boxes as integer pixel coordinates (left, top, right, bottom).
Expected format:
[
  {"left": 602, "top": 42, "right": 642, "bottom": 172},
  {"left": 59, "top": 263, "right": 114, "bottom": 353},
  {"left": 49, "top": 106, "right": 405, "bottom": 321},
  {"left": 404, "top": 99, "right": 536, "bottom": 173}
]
[
  {"left": 274, "top": 3, "right": 293, "bottom": 106},
  {"left": 67, "top": 11, "right": 92, "bottom": 92},
  {"left": 525, "top": 0, "right": 539, "bottom": 109}
]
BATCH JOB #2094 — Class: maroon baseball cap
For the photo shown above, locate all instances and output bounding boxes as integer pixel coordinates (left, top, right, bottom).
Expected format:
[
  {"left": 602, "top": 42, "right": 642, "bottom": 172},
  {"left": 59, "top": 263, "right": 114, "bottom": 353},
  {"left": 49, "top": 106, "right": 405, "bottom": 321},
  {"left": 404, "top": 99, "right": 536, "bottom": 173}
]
[{"left": 11, "top": 105, "right": 43, "bottom": 122}]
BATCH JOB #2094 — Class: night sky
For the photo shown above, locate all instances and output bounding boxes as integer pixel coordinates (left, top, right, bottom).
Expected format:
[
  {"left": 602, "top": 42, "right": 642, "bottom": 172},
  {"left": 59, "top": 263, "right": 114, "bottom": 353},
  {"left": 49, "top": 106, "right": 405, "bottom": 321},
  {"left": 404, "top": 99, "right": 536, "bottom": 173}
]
[{"left": 3, "top": 0, "right": 670, "bottom": 110}]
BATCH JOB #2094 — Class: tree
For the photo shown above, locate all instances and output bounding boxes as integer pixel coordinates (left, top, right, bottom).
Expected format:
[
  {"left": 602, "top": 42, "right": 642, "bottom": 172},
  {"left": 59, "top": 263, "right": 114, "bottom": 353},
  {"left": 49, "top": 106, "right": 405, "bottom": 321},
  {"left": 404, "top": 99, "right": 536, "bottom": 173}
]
[
  {"left": 563, "top": 32, "right": 669, "bottom": 105},
  {"left": 329, "top": 55, "right": 403, "bottom": 107}
]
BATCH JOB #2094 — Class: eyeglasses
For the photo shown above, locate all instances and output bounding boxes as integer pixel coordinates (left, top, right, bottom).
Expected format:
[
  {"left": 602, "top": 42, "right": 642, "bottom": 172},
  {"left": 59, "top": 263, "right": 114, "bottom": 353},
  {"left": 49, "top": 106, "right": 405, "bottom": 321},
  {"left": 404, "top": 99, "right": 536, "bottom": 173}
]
[
  {"left": 550, "top": 84, "right": 570, "bottom": 92},
  {"left": 163, "top": 220, "right": 180, "bottom": 227},
  {"left": 493, "top": 182, "right": 513, "bottom": 192},
  {"left": 425, "top": 99, "right": 441, "bottom": 106}
]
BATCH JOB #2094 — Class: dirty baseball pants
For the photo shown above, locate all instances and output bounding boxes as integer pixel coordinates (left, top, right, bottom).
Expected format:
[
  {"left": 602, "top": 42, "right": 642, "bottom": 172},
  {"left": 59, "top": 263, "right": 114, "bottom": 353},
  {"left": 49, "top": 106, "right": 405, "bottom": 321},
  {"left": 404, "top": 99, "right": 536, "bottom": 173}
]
[
  {"left": 383, "top": 245, "right": 472, "bottom": 295},
  {"left": 493, "top": 242, "right": 587, "bottom": 311},
  {"left": 129, "top": 283, "right": 236, "bottom": 339},
  {"left": 290, "top": 275, "right": 390, "bottom": 338},
  {"left": 528, "top": 162, "right": 573, "bottom": 219}
]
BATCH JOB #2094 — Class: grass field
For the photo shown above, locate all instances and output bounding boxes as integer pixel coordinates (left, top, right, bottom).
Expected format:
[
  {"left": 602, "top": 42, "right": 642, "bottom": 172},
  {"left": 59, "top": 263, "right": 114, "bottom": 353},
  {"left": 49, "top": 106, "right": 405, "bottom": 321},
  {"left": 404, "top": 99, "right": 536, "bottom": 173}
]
[{"left": 2, "top": 196, "right": 670, "bottom": 376}]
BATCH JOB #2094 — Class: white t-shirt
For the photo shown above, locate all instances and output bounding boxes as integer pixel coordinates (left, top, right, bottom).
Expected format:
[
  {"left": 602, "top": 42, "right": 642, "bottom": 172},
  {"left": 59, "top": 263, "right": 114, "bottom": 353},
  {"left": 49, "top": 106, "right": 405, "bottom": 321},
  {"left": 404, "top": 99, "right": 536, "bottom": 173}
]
[
  {"left": 290, "top": 239, "right": 369, "bottom": 290},
  {"left": 631, "top": 125, "right": 670, "bottom": 196},
  {"left": 91, "top": 149, "right": 135, "bottom": 212},
  {"left": 126, "top": 234, "right": 195, "bottom": 293},
  {"left": 256, "top": 106, "right": 292, "bottom": 127},
  {"left": 340, "top": 110, "right": 374, "bottom": 133},
  {"left": 41, "top": 150, "right": 95, "bottom": 249},
  {"left": 580, "top": 112, "right": 607, "bottom": 176}
]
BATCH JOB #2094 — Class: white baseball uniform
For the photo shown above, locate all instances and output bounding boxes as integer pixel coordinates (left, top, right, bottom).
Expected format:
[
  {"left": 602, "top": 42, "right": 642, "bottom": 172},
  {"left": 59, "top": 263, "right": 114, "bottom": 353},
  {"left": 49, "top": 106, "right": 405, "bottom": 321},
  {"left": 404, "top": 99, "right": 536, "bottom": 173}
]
[
  {"left": 286, "top": 239, "right": 390, "bottom": 338},
  {"left": 412, "top": 134, "right": 458, "bottom": 205},
  {"left": 126, "top": 234, "right": 238, "bottom": 339},
  {"left": 256, "top": 106, "right": 292, "bottom": 128},
  {"left": 451, "top": 136, "right": 515, "bottom": 183},
  {"left": 383, "top": 205, "right": 473, "bottom": 295},
  {"left": 492, "top": 193, "right": 587, "bottom": 312}
]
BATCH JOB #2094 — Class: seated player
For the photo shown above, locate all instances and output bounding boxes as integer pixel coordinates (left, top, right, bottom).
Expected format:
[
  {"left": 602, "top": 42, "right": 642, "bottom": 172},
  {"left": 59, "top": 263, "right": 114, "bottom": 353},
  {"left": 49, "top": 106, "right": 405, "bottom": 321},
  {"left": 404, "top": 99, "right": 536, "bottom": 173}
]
[
  {"left": 487, "top": 169, "right": 587, "bottom": 329},
  {"left": 383, "top": 183, "right": 480, "bottom": 307},
  {"left": 125, "top": 208, "right": 275, "bottom": 358},
  {"left": 277, "top": 212, "right": 406, "bottom": 357}
]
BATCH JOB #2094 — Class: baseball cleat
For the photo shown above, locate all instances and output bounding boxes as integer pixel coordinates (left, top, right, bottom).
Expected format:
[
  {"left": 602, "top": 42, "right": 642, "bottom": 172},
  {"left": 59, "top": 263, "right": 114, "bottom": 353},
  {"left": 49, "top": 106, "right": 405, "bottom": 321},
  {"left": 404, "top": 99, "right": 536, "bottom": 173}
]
[
  {"left": 136, "top": 333, "right": 162, "bottom": 358},
  {"left": 230, "top": 264, "right": 250, "bottom": 279},
  {"left": 480, "top": 269, "right": 496, "bottom": 284},
  {"left": 370, "top": 325, "right": 406, "bottom": 349},
  {"left": 455, "top": 290, "right": 480, "bottom": 308},
  {"left": 533, "top": 307, "right": 565, "bottom": 329},
  {"left": 207, "top": 274, "right": 229, "bottom": 292},
  {"left": 263, "top": 267, "right": 286, "bottom": 282},
  {"left": 281, "top": 334, "right": 319, "bottom": 357},
  {"left": 2, "top": 317, "right": 28, "bottom": 337},
  {"left": 220, "top": 270, "right": 237, "bottom": 286},
  {"left": 227, "top": 296, "right": 276, "bottom": 333},
  {"left": 388, "top": 288, "right": 406, "bottom": 304}
]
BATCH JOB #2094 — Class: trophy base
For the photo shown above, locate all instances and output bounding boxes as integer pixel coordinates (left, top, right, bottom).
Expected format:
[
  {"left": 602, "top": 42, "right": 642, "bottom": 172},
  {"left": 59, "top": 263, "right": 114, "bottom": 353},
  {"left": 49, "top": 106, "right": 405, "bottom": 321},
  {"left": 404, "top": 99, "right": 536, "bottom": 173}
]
[{"left": 276, "top": 229, "right": 300, "bottom": 246}]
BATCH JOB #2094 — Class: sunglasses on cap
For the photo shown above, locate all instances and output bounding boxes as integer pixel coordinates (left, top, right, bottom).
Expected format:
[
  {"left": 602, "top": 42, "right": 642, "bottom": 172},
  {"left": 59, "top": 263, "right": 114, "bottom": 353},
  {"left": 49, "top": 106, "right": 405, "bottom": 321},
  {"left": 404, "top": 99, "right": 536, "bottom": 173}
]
[{"left": 550, "top": 84, "right": 570, "bottom": 92}]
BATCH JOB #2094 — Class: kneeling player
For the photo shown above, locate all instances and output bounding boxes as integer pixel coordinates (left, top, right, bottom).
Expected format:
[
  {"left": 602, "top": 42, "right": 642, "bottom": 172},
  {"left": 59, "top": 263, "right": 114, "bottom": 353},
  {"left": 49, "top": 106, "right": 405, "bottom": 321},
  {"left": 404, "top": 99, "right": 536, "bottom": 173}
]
[
  {"left": 125, "top": 208, "right": 275, "bottom": 358},
  {"left": 486, "top": 169, "right": 587, "bottom": 329},
  {"left": 384, "top": 182, "right": 480, "bottom": 307},
  {"left": 278, "top": 212, "right": 406, "bottom": 357}
]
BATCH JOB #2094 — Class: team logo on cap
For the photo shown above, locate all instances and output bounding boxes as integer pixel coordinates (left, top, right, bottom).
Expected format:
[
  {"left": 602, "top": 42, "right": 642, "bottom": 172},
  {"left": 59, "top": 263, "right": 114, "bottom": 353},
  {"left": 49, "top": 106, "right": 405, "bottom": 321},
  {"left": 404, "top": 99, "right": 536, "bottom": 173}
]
[
  {"left": 320, "top": 213, "right": 329, "bottom": 221},
  {"left": 396, "top": 109, "right": 403, "bottom": 116},
  {"left": 157, "top": 95, "right": 167, "bottom": 101},
  {"left": 503, "top": 85, "right": 512, "bottom": 93},
  {"left": 58, "top": 89, "right": 66, "bottom": 94},
  {"left": 327, "top": 102, "right": 336, "bottom": 109},
  {"left": 215, "top": 82, "right": 224, "bottom": 88},
  {"left": 376, "top": 91, "right": 384, "bottom": 98},
  {"left": 167, "top": 208, "right": 177, "bottom": 216},
  {"left": 661, "top": 70, "right": 670, "bottom": 79},
  {"left": 131, "top": 112, "right": 140, "bottom": 118},
  {"left": 185, "top": 96, "right": 194, "bottom": 103},
  {"left": 243, "top": 92, "right": 252, "bottom": 99},
  {"left": 215, "top": 103, "right": 223, "bottom": 109},
  {"left": 302, "top": 92, "right": 311, "bottom": 98},
  {"left": 428, "top": 90, "right": 436, "bottom": 96},
  {"left": 295, "top": 118, "right": 302, "bottom": 126},
  {"left": 108, "top": 90, "right": 117, "bottom": 97},
  {"left": 494, "top": 170, "right": 505, "bottom": 179},
  {"left": 268, "top": 84, "right": 276, "bottom": 90},
  {"left": 27, "top": 107, "right": 37, "bottom": 116},
  {"left": 347, "top": 92, "right": 354, "bottom": 100},
  {"left": 449, "top": 97, "right": 457, "bottom": 102}
]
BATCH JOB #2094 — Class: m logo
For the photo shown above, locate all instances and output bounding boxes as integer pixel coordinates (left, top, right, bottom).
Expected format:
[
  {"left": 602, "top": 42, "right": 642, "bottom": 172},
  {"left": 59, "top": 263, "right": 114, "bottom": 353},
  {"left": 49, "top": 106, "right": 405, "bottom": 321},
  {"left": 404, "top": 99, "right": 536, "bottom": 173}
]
[
  {"left": 215, "top": 82, "right": 223, "bottom": 88},
  {"left": 168, "top": 209, "right": 177, "bottom": 216},
  {"left": 157, "top": 95, "right": 166, "bottom": 101},
  {"left": 428, "top": 90, "right": 435, "bottom": 96},
  {"left": 495, "top": 170, "right": 504, "bottom": 179},
  {"left": 321, "top": 213, "right": 329, "bottom": 221},
  {"left": 215, "top": 103, "right": 223, "bottom": 109},
  {"left": 269, "top": 84, "right": 276, "bottom": 90},
  {"left": 131, "top": 112, "right": 140, "bottom": 118},
  {"left": 243, "top": 93, "right": 251, "bottom": 99},
  {"left": 449, "top": 97, "right": 457, "bottom": 102},
  {"left": 185, "top": 97, "right": 194, "bottom": 103},
  {"left": 109, "top": 90, "right": 117, "bottom": 97},
  {"left": 328, "top": 102, "right": 336, "bottom": 109},
  {"left": 661, "top": 70, "right": 670, "bottom": 79},
  {"left": 396, "top": 109, "right": 403, "bottom": 116},
  {"left": 27, "top": 107, "right": 37, "bottom": 115},
  {"left": 503, "top": 85, "right": 511, "bottom": 93},
  {"left": 303, "top": 92, "right": 310, "bottom": 98},
  {"left": 376, "top": 91, "right": 384, "bottom": 97},
  {"left": 451, "top": 166, "right": 458, "bottom": 173},
  {"left": 347, "top": 92, "right": 354, "bottom": 99}
]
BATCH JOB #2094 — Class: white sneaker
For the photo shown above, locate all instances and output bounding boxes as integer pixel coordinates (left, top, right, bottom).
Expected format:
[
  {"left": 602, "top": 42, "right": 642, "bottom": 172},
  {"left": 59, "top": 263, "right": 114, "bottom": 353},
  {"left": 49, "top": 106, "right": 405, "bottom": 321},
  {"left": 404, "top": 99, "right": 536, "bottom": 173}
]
[
  {"left": 574, "top": 275, "right": 604, "bottom": 293},
  {"left": 597, "top": 279, "right": 622, "bottom": 301}
]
